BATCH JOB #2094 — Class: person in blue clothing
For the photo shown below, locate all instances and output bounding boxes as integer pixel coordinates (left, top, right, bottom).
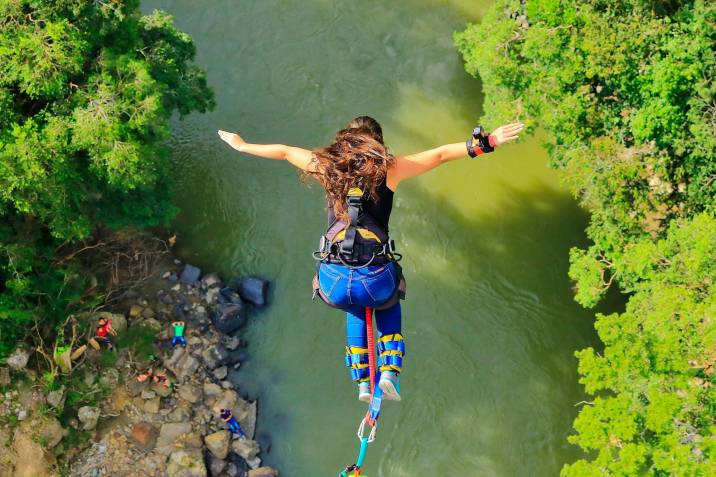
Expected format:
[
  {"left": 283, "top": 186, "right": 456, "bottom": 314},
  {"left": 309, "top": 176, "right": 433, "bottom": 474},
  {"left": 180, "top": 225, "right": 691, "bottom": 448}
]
[
  {"left": 220, "top": 409, "right": 246, "bottom": 439},
  {"left": 218, "top": 117, "right": 523, "bottom": 402}
]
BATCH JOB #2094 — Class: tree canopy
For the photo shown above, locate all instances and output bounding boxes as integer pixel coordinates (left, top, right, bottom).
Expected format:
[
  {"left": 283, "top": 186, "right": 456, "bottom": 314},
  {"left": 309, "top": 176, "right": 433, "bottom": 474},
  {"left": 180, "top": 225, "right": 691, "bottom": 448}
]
[
  {"left": 0, "top": 0, "right": 214, "bottom": 359},
  {"left": 457, "top": 0, "right": 715, "bottom": 474}
]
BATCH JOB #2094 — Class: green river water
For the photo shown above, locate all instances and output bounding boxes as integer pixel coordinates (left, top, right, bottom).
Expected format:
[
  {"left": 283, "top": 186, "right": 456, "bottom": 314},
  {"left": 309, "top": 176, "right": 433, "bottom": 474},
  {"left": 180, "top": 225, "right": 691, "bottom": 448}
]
[{"left": 142, "top": 1, "right": 602, "bottom": 475}]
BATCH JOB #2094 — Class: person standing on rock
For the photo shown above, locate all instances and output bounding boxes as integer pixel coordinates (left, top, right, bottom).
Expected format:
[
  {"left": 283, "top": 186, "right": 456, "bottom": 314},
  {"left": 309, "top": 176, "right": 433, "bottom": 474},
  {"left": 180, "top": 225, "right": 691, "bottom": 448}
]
[{"left": 218, "top": 117, "right": 523, "bottom": 402}]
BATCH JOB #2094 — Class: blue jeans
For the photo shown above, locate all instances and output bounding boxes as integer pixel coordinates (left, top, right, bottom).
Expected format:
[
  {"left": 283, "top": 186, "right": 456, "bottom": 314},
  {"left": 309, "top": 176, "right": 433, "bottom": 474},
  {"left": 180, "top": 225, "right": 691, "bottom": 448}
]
[
  {"left": 318, "top": 262, "right": 402, "bottom": 373},
  {"left": 226, "top": 417, "right": 245, "bottom": 438},
  {"left": 171, "top": 336, "right": 186, "bottom": 347}
]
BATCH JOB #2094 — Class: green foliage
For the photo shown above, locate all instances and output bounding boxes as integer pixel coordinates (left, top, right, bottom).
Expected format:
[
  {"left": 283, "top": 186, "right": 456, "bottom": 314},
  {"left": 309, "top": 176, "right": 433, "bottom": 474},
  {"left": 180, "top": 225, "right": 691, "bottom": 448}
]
[
  {"left": 116, "top": 323, "right": 157, "bottom": 360},
  {"left": 0, "top": 1, "right": 213, "bottom": 360},
  {"left": 456, "top": 0, "right": 715, "bottom": 304},
  {"left": 457, "top": 0, "right": 716, "bottom": 473},
  {"left": 566, "top": 215, "right": 716, "bottom": 475}
]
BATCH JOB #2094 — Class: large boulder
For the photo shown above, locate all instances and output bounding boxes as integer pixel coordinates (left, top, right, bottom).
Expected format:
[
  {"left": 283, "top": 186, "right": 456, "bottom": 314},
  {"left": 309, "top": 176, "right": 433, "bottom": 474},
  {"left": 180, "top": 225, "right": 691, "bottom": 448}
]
[
  {"left": 236, "top": 399, "right": 257, "bottom": 440},
  {"left": 97, "top": 311, "right": 127, "bottom": 333},
  {"left": 204, "top": 431, "right": 230, "bottom": 459},
  {"left": 178, "top": 383, "right": 202, "bottom": 404},
  {"left": 167, "top": 449, "right": 207, "bottom": 477},
  {"left": 237, "top": 277, "right": 269, "bottom": 307},
  {"left": 157, "top": 422, "right": 193, "bottom": 448},
  {"left": 212, "top": 303, "right": 247, "bottom": 334},
  {"left": 201, "top": 345, "right": 230, "bottom": 369},
  {"left": 77, "top": 406, "right": 100, "bottom": 430},
  {"left": 226, "top": 453, "right": 249, "bottom": 477},
  {"left": 38, "top": 416, "right": 66, "bottom": 449},
  {"left": 180, "top": 264, "right": 202, "bottom": 284},
  {"left": 166, "top": 348, "right": 201, "bottom": 380},
  {"left": 231, "top": 439, "right": 260, "bottom": 461},
  {"left": 206, "top": 452, "right": 227, "bottom": 477},
  {"left": 6, "top": 348, "right": 30, "bottom": 371}
]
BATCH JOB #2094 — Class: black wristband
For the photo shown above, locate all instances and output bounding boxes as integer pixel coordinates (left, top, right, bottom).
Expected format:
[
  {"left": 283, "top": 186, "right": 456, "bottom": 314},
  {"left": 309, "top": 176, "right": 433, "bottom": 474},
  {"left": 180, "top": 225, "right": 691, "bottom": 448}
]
[{"left": 466, "top": 126, "right": 495, "bottom": 157}]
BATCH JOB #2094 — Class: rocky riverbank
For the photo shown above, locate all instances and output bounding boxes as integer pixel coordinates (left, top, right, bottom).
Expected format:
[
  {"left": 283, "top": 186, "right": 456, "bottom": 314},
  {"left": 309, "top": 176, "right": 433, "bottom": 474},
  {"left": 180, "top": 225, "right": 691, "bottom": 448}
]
[{"left": 0, "top": 259, "right": 277, "bottom": 477}]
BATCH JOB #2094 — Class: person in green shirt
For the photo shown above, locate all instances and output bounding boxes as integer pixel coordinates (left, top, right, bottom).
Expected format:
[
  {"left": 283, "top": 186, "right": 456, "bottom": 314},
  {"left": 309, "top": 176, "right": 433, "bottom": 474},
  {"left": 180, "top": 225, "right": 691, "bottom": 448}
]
[{"left": 171, "top": 321, "right": 186, "bottom": 348}]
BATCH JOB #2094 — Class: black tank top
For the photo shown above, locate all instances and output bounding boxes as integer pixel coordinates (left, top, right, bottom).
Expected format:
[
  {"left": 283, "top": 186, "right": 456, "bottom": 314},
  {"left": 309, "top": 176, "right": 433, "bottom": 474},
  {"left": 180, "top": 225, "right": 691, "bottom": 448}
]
[{"left": 326, "top": 179, "right": 394, "bottom": 232}]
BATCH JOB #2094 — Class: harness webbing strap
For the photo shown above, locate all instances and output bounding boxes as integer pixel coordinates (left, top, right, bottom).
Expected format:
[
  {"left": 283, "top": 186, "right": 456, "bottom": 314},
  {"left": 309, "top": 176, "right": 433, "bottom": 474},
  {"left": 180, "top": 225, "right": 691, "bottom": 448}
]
[{"left": 340, "top": 191, "right": 363, "bottom": 255}]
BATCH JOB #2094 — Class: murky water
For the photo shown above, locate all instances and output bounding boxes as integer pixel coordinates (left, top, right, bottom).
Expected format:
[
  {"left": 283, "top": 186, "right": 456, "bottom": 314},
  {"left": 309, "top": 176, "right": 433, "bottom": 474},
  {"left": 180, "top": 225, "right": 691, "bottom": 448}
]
[{"left": 142, "top": 1, "right": 600, "bottom": 475}]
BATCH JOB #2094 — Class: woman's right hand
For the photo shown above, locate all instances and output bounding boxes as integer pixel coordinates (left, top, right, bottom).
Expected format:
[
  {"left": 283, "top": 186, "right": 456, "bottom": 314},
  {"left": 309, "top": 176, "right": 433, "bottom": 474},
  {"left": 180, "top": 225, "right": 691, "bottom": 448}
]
[
  {"left": 218, "top": 130, "right": 246, "bottom": 151},
  {"left": 489, "top": 122, "right": 524, "bottom": 146}
]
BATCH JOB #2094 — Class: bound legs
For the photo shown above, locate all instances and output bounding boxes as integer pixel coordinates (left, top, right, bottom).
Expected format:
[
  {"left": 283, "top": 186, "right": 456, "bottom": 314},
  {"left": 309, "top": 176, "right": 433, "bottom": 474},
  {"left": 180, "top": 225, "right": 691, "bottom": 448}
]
[{"left": 344, "top": 302, "right": 404, "bottom": 401}]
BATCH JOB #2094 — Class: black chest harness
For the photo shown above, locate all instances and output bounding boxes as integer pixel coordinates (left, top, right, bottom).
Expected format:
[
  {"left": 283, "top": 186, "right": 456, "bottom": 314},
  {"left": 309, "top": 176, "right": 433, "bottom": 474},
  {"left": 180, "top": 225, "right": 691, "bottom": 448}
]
[{"left": 312, "top": 187, "right": 405, "bottom": 309}]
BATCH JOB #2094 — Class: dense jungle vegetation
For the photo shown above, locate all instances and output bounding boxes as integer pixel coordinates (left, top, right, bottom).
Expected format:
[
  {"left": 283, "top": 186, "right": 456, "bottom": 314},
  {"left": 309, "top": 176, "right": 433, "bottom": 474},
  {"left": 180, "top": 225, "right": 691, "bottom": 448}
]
[
  {"left": 0, "top": 0, "right": 213, "bottom": 359},
  {"left": 456, "top": 0, "right": 716, "bottom": 474}
]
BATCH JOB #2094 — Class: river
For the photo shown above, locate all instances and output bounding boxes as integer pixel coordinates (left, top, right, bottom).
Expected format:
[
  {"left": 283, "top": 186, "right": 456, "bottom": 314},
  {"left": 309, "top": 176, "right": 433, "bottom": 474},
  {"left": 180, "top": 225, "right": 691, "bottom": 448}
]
[{"left": 142, "top": 1, "right": 601, "bottom": 475}]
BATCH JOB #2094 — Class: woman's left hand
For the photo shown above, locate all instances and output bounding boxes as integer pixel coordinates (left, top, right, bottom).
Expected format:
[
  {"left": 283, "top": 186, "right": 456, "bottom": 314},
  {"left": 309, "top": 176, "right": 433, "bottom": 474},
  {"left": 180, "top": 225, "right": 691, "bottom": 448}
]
[{"left": 490, "top": 122, "right": 524, "bottom": 147}]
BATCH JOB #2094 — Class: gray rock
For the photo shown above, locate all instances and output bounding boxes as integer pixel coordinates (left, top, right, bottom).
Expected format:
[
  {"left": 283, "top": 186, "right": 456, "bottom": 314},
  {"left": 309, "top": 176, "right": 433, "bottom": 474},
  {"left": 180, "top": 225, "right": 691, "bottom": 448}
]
[
  {"left": 39, "top": 416, "right": 66, "bottom": 448},
  {"left": 204, "top": 430, "right": 230, "bottom": 459},
  {"left": 237, "top": 399, "right": 257, "bottom": 440},
  {"left": 78, "top": 406, "right": 100, "bottom": 430},
  {"left": 127, "top": 378, "right": 147, "bottom": 397},
  {"left": 223, "top": 336, "right": 241, "bottom": 351},
  {"left": 212, "top": 366, "right": 228, "bottom": 380},
  {"left": 141, "top": 390, "right": 157, "bottom": 399},
  {"left": 144, "top": 396, "right": 161, "bottom": 413},
  {"left": 201, "top": 273, "right": 223, "bottom": 290},
  {"left": 178, "top": 383, "right": 202, "bottom": 404},
  {"left": 203, "top": 382, "right": 222, "bottom": 398},
  {"left": 6, "top": 347, "right": 30, "bottom": 371},
  {"left": 17, "top": 409, "right": 27, "bottom": 421},
  {"left": 237, "top": 277, "right": 269, "bottom": 307},
  {"left": 248, "top": 467, "right": 278, "bottom": 477},
  {"left": 98, "top": 312, "right": 127, "bottom": 333},
  {"left": 206, "top": 452, "right": 227, "bottom": 477},
  {"left": 167, "top": 404, "right": 192, "bottom": 422},
  {"left": 47, "top": 386, "right": 66, "bottom": 410},
  {"left": 205, "top": 288, "right": 220, "bottom": 305},
  {"left": 166, "top": 348, "right": 200, "bottom": 380},
  {"left": 212, "top": 304, "right": 247, "bottom": 334},
  {"left": 180, "top": 264, "right": 202, "bottom": 284},
  {"left": 219, "top": 287, "right": 243, "bottom": 305},
  {"left": 167, "top": 449, "right": 207, "bottom": 477},
  {"left": 231, "top": 439, "right": 260, "bottom": 461},
  {"left": 201, "top": 345, "right": 230, "bottom": 369},
  {"left": 157, "top": 422, "right": 193, "bottom": 448},
  {"left": 225, "top": 454, "right": 249, "bottom": 477}
]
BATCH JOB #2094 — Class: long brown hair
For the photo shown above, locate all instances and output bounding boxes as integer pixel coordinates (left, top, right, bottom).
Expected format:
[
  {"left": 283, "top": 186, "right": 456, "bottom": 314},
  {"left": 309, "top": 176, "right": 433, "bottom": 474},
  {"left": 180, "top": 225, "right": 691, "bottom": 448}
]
[{"left": 305, "top": 116, "right": 395, "bottom": 222}]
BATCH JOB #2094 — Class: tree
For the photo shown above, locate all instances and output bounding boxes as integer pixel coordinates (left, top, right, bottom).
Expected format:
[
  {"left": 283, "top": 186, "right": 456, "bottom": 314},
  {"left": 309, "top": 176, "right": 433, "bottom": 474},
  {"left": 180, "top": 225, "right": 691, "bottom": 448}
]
[
  {"left": 0, "top": 0, "right": 214, "bottom": 359},
  {"left": 456, "top": 0, "right": 716, "bottom": 473}
]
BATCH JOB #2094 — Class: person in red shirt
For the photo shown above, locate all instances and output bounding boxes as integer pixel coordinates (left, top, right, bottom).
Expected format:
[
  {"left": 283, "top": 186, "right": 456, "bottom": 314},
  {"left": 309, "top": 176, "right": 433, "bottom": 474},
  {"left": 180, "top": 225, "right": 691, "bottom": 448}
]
[{"left": 96, "top": 317, "right": 117, "bottom": 351}]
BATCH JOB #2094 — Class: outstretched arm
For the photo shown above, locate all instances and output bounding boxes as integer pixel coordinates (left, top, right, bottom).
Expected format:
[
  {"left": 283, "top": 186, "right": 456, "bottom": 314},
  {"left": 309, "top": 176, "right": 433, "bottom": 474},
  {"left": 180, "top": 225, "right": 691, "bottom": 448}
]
[
  {"left": 387, "top": 122, "right": 523, "bottom": 190},
  {"left": 218, "top": 130, "right": 316, "bottom": 172}
]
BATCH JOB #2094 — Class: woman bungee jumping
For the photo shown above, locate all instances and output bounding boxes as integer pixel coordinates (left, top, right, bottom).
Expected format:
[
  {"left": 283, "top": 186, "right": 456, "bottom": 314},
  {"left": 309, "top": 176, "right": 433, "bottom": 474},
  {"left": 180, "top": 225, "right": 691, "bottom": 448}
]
[{"left": 218, "top": 117, "right": 523, "bottom": 403}]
